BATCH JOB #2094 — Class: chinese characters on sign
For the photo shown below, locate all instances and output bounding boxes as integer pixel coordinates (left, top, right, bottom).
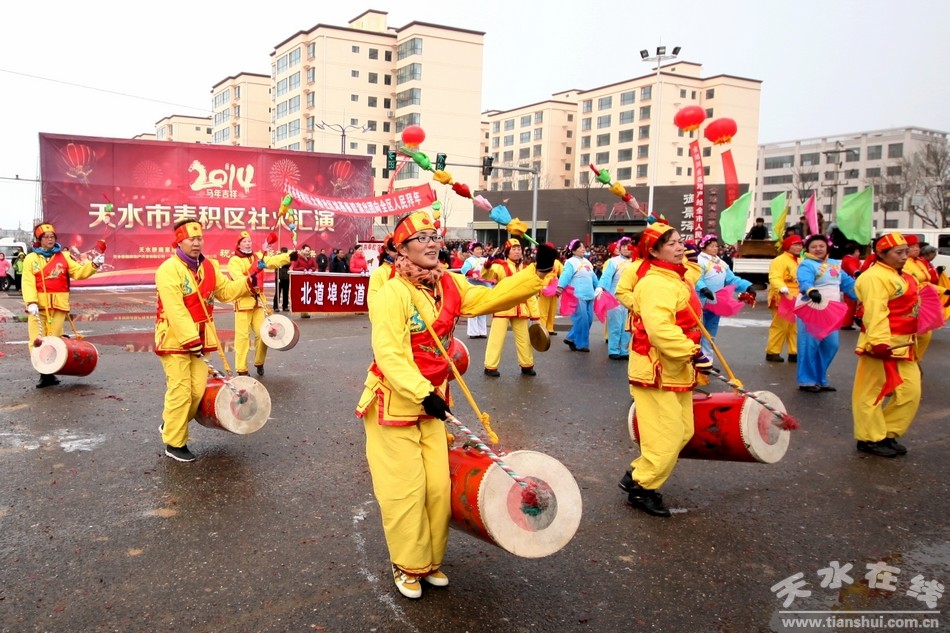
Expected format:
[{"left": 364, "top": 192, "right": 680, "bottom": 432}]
[
  {"left": 284, "top": 182, "right": 436, "bottom": 217},
  {"left": 289, "top": 273, "right": 369, "bottom": 313},
  {"left": 689, "top": 140, "right": 704, "bottom": 241}
]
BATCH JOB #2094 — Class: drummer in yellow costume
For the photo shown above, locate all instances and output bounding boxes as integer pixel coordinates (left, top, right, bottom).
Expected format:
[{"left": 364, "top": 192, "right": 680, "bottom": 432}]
[
  {"left": 765, "top": 235, "right": 803, "bottom": 363},
  {"left": 227, "top": 231, "right": 293, "bottom": 377},
  {"left": 22, "top": 222, "right": 104, "bottom": 388},
  {"left": 614, "top": 224, "right": 710, "bottom": 518},
  {"left": 481, "top": 238, "right": 541, "bottom": 377},
  {"left": 900, "top": 234, "right": 944, "bottom": 360},
  {"left": 536, "top": 242, "right": 564, "bottom": 337},
  {"left": 355, "top": 210, "right": 557, "bottom": 599},
  {"left": 155, "top": 218, "right": 258, "bottom": 462},
  {"left": 852, "top": 233, "right": 922, "bottom": 459}
]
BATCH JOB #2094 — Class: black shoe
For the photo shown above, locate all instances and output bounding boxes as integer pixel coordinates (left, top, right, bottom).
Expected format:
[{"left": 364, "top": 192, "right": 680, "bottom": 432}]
[
  {"left": 881, "top": 437, "right": 908, "bottom": 455},
  {"left": 256, "top": 365, "right": 264, "bottom": 377},
  {"left": 765, "top": 353, "right": 785, "bottom": 363},
  {"left": 301, "top": 314, "right": 311, "bottom": 318},
  {"left": 626, "top": 484, "right": 671, "bottom": 518},
  {"left": 787, "top": 354, "right": 797, "bottom": 363},
  {"left": 618, "top": 470, "right": 636, "bottom": 493},
  {"left": 564, "top": 339, "right": 576, "bottom": 351},
  {"left": 549, "top": 331, "right": 558, "bottom": 336},
  {"left": 484, "top": 368, "right": 500, "bottom": 377},
  {"left": 618, "top": 354, "right": 629, "bottom": 360},
  {"left": 36, "top": 374, "right": 61, "bottom": 389},
  {"left": 856, "top": 440, "right": 897, "bottom": 458},
  {"left": 165, "top": 445, "right": 196, "bottom": 462},
  {"left": 576, "top": 347, "right": 590, "bottom": 353},
  {"left": 609, "top": 354, "right": 621, "bottom": 360},
  {"left": 798, "top": 385, "right": 822, "bottom": 393},
  {"left": 520, "top": 367, "right": 537, "bottom": 376},
  {"left": 840, "top": 325, "right": 855, "bottom": 330},
  {"left": 819, "top": 385, "right": 837, "bottom": 392}
]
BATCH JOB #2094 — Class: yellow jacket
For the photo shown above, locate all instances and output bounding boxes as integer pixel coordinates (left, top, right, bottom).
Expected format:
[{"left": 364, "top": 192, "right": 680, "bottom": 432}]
[
  {"left": 768, "top": 252, "right": 800, "bottom": 308},
  {"left": 854, "top": 262, "right": 917, "bottom": 361},
  {"left": 628, "top": 265, "right": 701, "bottom": 391},
  {"left": 357, "top": 267, "right": 543, "bottom": 424},
  {"left": 540, "top": 259, "right": 564, "bottom": 288},
  {"left": 22, "top": 250, "right": 97, "bottom": 312},
  {"left": 481, "top": 258, "right": 540, "bottom": 319},
  {"left": 227, "top": 250, "right": 292, "bottom": 311},
  {"left": 155, "top": 255, "right": 253, "bottom": 354},
  {"left": 367, "top": 261, "right": 395, "bottom": 308}
]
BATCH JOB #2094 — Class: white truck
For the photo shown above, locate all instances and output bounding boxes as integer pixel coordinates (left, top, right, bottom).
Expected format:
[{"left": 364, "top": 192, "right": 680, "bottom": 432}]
[
  {"left": 731, "top": 239, "right": 776, "bottom": 286},
  {"left": 0, "top": 237, "right": 29, "bottom": 260}
]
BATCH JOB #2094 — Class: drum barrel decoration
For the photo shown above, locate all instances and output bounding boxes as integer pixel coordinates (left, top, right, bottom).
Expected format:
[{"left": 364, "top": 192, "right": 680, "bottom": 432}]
[
  {"left": 448, "top": 446, "right": 582, "bottom": 558},
  {"left": 31, "top": 336, "right": 99, "bottom": 376},
  {"left": 260, "top": 314, "right": 300, "bottom": 351},
  {"left": 446, "top": 337, "right": 469, "bottom": 379},
  {"left": 196, "top": 376, "right": 272, "bottom": 435},
  {"left": 627, "top": 391, "right": 790, "bottom": 464}
]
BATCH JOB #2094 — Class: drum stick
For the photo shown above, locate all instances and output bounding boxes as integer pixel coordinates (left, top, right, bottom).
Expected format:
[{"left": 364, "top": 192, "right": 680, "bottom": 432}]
[
  {"left": 685, "top": 303, "right": 744, "bottom": 389},
  {"left": 444, "top": 413, "right": 550, "bottom": 516},
  {"left": 705, "top": 368, "right": 800, "bottom": 431},
  {"left": 200, "top": 354, "right": 248, "bottom": 405}
]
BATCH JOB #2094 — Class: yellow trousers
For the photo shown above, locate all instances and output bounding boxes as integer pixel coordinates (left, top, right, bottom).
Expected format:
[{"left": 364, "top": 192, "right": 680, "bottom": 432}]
[
  {"left": 537, "top": 294, "right": 557, "bottom": 333},
  {"left": 27, "top": 309, "right": 67, "bottom": 341},
  {"left": 484, "top": 317, "right": 534, "bottom": 370},
  {"left": 629, "top": 387, "right": 693, "bottom": 490},
  {"left": 766, "top": 307, "right": 797, "bottom": 356},
  {"left": 159, "top": 354, "right": 209, "bottom": 448},
  {"left": 234, "top": 307, "right": 268, "bottom": 373},
  {"left": 915, "top": 331, "right": 932, "bottom": 360},
  {"left": 363, "top": 412, "right": 449, "bottom": 576},
  {"left": 852, "top": 356, "right": 921, "bottom": 442}
]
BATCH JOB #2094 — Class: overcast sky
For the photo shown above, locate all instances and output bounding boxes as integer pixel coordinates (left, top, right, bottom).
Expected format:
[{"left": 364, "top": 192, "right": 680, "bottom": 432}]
[{"left": 1, "top": 0, "right": 947, "bottom": 230}]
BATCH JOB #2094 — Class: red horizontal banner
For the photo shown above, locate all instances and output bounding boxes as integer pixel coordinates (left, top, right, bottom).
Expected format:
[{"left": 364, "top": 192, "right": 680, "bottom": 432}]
[{"left": 289, "top": 272, "right": 369, "bottom": 313}]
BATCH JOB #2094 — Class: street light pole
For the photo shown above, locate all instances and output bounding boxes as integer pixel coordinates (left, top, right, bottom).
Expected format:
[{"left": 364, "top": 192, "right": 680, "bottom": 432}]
[
  {"left": 315, "top": 121, "right": 369, "bottom": 155},
  {"left": 640, "top": 45, "right": 681, "bottom": 219}
]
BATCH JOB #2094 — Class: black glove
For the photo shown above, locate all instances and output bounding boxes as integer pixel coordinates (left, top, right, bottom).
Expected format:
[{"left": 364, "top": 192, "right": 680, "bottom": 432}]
[
  {"left": 534, "top": 243, "right": 558, "bottom": 271},
  {"left": 807, "top": 289, "right": 822, "bottom": 303},
  {"left": 422, "top": 392, "right": 450, "bottom": 421},
  {"left": 699, "top": 287, "right": 715, "bottom": 301},
  {"left": 483, "top": 254, "right": 496, "bottom": 268},
  {"left": 937, "top": 266, "right": 945, "bottom": 275},
  {"left": 691, "top": 350, "right": 714, "bottom": 374},
  {"left": 185, "top": 341, "right": 204, "bottom": 357},
  {"left": 289, "top": 251, "right": 299, "bottom": 262}
]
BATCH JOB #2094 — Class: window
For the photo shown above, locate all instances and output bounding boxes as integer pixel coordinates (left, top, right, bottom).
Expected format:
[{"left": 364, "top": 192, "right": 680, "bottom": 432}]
[
  {"left": 519, "top": 147, "right": 530, "bottom": 159},
  {"left": 395, "top": 63, "right": 422, "bottom": 84},
  {"left": 595, "top": 151, "right": 609, "bottom": 164},
  {"left": 867, "top": 145, "right": 882, "bottom": 160},
  {"left": 596, "top": 133, "right": 610, "bottom": 147},
  {"left": 618, "top": 129, "right": 633, "bottom": 143},
  {"left": 845, "top": 149, "right": 860, "bottom": 162},
  {"left": 597, "top": 115, "right": 611, "bottom": 129},
  {"left": 621, "top": 90, "right": 635, "bottom": 105},
  {"left": 886, "top": 165, "right": 902, "bottom": 176},
  {"left": 351, "top": 70, "right": 360, "bottom": 78},
  {"left": 396, "top": 88, "right": 421, "bottom": 108},
  {"left": 368, "top": 72, "right": 378, "bottom": 84},
  {"left": 581, "top": 118, "right": 592, "bottom": 131},
  {"left": 504, "top": 135, "right": 514, "bottom": 146},
  {"left": 396, "top": 38, "right": 423, "bottom": 60},
  {"left": 383, "top": 122, "right": 390, "bottom": 132},
  {"left": 640, "top": 86, "right": 652, "bottom": 100},
  {"left": 637, "top": 145, "right": 649, "bottom": 159},
  {"left": 639, "top": 105, "right": 651, "bottom": 120},
  {"left": 679, "top": 89, "right": 687, "bottom": 98},
  {"left": 394, "top": 113, "right": 420, "bottom": 133},
  {"left": 844, "top": 169, "right": 859, "bottom": 179},
  {"left": 844, "top": 186, "right": 858, "bottom": 195},
  {"left": 887, "top": 143, "right": 903, "bottom": 158},
  {"left": 617, "top": 167, "right": 632, "bottom": 180},
  {"left": 307, "top": 67, "right": 315, "bottom": 84},
  {"left": 566, "top": 130, "right": 573, "bottom": 138},
  {"left": 492, "top": 137, "right": 500, "bottom": 148},
  {"left": 704, "top": 166, "right": 710, "bottom": 176},
  {"left": 520, "top": 132, "right": 530, "bottom": 143},
  {"left": 800, "top": 152, "right": 820, "bottom": 166},
  {"left": 503, "top": 150, "right": 514, "bottom": 161},
  {"left": 352, "top": 46, "right": 359, "bottom": 54},
  {"left": 369, "top": 48, "right": 378, "bottom": 60},
  {"left": 306, "top": 92, "right": 315, "bottom": 108},
  {"left": 534, "top": 111, "right": 543, "bottom": 124},
  {"left": 564, "top": 179, "right": 571, "bottom": 187},
  {"left": 676, "top": 166, "right": 683, "bottom": 176},
  {"left": 618, "top": 148, "right": 632, "bottom": 161},
  {"left": 492, "top": 121, "right": 500, "bottom": 133},
  {"left": 619, "top": 110, "right": 634, "bottom": 124},
  {"left": 705, "top": 108, "right": 713, "bottom": 118},
  {"left": 534, "top": 128, "right": 542, "bottom": 140},
  {"left": 534, "top": 144, "right": 542, "bottom": 157},
  {"left": 763, "top": 174, "right": 794, "bottom": 185},
  {"left": 351, "top": 94, "right": 359, "bottom": 102},
  {"left": 504, "top": 119, "right": 515, "bottom": 131},
  {"left": 638, "top": 125, "right": 650, "bottom": 140},
  {"left": 565, "top": 146, "right": 571, "bottom": 154},
  {"left": 676, "top": 147, "right": 684, "bottom": 156},
  {"left": 764, "top": 155, "right": 794, "bottom": 169},
  {"left": 368, "top": 96, "right": 378, "bottom": 107},
  {"left": 637, "top": 164, "right": 648, "bottom": 178},
  {"left": 520, "top": 115, "right": 531, "bottom": 127},
  {"left": 705, "top": 88, "right": 715, "bottom": 99},
  {"left": 567, "top": 114, "right": 573, "bottom": 121},
  {"left": 581, "top": 136, "right": 591, "bottom": 149},
  {"left": 385, "top": 51, "right": 392, "bottom": 62},
  {"left": 582, "top": 99, "right": 592, "bottom": 113},
  {"left": 702, "top": 147, "right": 711, "bottom": 157},
  {"left": 367, "top": 144, "right": 377, "bottom": 155},
  {"left": 598, "top": 96, "right": 612, "bottom": 110},
  {"left": 580, "top": 153, "right": 590, "bottom": 165},
  {"left": 384, "top": 75, "right": 391, "bottom": 85},
  {"left": 866, "top": 167, "right": 881, "bottom": 178}
]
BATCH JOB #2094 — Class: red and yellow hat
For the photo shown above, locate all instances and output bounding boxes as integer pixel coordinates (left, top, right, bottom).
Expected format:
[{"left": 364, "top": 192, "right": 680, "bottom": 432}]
[
  {"left": 173, "top": 220, "right": 203, "bottom": 246},
  {"left": 903, "top": 234, "right": 919, "bottom": 246},
  {"left": 236, "top": 230, "right": 253, "bottom": 247},
  {"left": 782, "top": 235, "right": 803, "bottom": 251},
  {"left": 875, "top": 232, "right": 907, "bottom": 254},
  {"left": 639, "top": 223, "right": 676, "bottom": 259},
  {"left": 393, "top": 211, "right": 435, "bottom": 246},
  {"left": 503, "top": 238, "right": 521, "bottom": 253},
  {"left": 33, "top": 223, "right": 56, "bottom": 241}
]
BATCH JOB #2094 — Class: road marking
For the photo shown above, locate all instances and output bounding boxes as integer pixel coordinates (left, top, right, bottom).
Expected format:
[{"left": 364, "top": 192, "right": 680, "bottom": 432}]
[{"left": 0, "top": 429, "right": 106, "bottom": 453}]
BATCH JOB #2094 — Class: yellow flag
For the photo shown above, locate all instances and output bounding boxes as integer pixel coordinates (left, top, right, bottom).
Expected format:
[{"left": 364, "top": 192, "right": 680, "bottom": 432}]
[{"left": 770, "top": 192, "right": 789, "bottom": 246}]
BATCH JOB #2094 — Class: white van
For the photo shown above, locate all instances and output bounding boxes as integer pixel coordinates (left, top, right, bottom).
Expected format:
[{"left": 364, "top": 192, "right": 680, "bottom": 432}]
[
  {"left": 878, "top": 228, "right": 950, "bottom": 271},
  {"left": 0, "top": 237, "right": 29, "bottom": 260}
]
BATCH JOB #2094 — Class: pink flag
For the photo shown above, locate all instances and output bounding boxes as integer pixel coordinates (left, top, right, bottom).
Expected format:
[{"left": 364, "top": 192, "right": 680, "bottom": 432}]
[{"left": 803, "top": 192, "right": 819, "bottom": 235}]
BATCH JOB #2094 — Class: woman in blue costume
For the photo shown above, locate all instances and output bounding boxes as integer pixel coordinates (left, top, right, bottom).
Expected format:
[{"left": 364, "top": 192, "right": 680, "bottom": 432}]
[
  {"left": 557, "top": 239, "right": 597, "bottom": 352},
  {"left": 695, "top": 234, "right": 754, "bottom": 358}
]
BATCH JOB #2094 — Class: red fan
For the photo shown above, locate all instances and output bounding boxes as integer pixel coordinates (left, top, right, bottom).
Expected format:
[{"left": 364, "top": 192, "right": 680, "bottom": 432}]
[
  {"left": 794, "top": 298, "right": 848, "bottom": 340},
  {"left": 777, "top": 296, "right": 797, "bottom": 323},
  {"left": 703, "top": 285, "right": 745, "bottom": 317},
  {"left": 558, "top": 286, "right": 578, "bottom": 316},
  {"left": 594, "top": 291, "right": 620, "bottom": 323},
  {"left": 917, "top": 284, "right": 947, "bottom": 334}
]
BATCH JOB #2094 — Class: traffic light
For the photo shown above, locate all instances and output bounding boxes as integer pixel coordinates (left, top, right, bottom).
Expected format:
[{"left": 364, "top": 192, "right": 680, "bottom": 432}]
[
  {"left": 481, "top": 156, "right": 494, "bottom": 177},
  {"left": 435, "top": 153, "right": 447, "bottom": 171},
  {"left": 386, "top": 150, "right": 397, "bottom": 170}
]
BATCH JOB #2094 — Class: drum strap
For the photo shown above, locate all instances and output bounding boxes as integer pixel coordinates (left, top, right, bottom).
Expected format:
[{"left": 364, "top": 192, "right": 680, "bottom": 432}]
[{"left": 186, "top": 265, "right": 236, "bottom": 376}]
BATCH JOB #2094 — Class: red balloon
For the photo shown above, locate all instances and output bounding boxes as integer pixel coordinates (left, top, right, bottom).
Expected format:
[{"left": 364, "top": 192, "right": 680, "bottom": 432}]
[
  {"left": 704, "top": 118, "right": 738, "bottom": 145},
  {"left": 673, "top": 106, "right": 706, "bottom": 132},
  {"left": 401, "top": 125, "right": 426, "bottom": 148}
]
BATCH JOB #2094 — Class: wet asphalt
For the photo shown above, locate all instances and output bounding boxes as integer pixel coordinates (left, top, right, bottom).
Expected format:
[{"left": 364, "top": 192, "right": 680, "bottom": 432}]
[{"left": 0, "top": 288, "right": 947, "bottom": 633}]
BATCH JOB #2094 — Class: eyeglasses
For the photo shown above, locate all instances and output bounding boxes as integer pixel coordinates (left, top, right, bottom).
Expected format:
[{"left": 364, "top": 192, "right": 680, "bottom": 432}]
[{"left": 405, "top": 234, "right": 444, "bottom": 245}]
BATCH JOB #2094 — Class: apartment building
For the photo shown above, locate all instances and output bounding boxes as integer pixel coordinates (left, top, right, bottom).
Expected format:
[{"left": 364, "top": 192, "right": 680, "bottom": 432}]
[
  {"left": 755, "top": 127, "right": 948, "bottom": 230},
  {"left": 483, "top": 62, "right": 762, "bottom": 216},
  {"left": 154, "top": 115, "right": 212, "bottom": 143},
  {"left": 210, "top": 73, "right": 271, "bottom": 148}
]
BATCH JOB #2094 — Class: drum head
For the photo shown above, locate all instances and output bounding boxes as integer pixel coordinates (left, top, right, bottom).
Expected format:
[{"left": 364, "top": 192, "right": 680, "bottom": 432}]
[
  {"left": 214, "top": 376, "right": 272, "bottom": 434},
  {"left": 479, "top": 450, "right": 582, "bottom": 558},
  {"left": 528, "top": 322, "right": 551, "bottom": 352},
  {"left": 740, "top": 390, "right": 791, "bottom": 464},
  {"left": 447, "top": 338, "right": 469, "bottom": 379},
  {"left": 626, "top": 401, "right": 639, "bottom": 445},
  {"left": 31, "top": 336, "right": 68, "bottom": 374},
  {"left": 260, "top": 313, "right": 300, "bottom": 350}
]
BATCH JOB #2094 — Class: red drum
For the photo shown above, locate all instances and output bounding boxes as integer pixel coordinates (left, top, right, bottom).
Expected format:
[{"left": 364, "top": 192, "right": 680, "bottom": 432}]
[
  {"left": 260, "top": 314, "right": 300, "bottom": 351},
  {"left": 446, "top": 337, "right": 469, "bottom": 380},
  {"left": 31, "top": 336, "right": 98, "bottom": 376},
  {"left": 448, "top": 446, "right": 582, "bottom": 558},
  {"left": 627, "top": 391, "right": 790, "bottom": 464},
  {"left": 195, "top": 376, "right": 271, "bottom": 435}
]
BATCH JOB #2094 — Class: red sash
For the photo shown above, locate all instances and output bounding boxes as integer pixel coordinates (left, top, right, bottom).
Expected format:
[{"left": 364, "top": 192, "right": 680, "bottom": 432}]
[
  {"left": 887, "top": 274, "right": 919, "bottom": 336},
  {"left": 407, "top": 277, "right": 462, "bottom": 385},
  {"left": 157, "top": 258, "right": 218, "bottom": 324},
  {"left": 36, "top": 252, "right": 70, "bottom": 293}
]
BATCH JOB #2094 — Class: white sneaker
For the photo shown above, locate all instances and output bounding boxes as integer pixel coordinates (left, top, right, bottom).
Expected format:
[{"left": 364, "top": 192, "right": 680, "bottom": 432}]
[
  {"left": 422, "top": 570, "right": 449, "bottom": 587},
  {"left": 392, "top": 566, "right": 422, "bottom": 599}
]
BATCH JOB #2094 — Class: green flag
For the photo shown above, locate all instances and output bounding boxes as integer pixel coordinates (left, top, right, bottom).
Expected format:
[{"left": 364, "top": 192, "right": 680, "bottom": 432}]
[
  {"left": 719, "top": 190, "right": 752, "bottom": 245},
  {"left": 770, "top": 192, "right": 788, "bottom": 242},
  {"left": 836, "top": 187, "right": 874, "bottom": 245}
]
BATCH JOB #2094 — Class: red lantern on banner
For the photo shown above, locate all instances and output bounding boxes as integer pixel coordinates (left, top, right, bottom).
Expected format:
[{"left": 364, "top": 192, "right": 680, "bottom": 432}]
[
  {"left": 401, "top": 125, "right": 426, "bottom": 149},
  {"left": 60, "top": 142, "right": 96, "bottom": 184},
  {"left": 704, "top": 118, "right": 738, "bottom": 145},
  {"left": 329, "top": 159, "right": 354, "bottom": 192},
  {"left": 673, "top": 106, "right": 706, "bottom": 132}
]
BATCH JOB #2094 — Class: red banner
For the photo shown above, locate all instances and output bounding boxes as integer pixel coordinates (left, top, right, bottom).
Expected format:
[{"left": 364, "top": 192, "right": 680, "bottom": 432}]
[
  {"left": 721, "top": 148, "right": 739, "bottom": 209},
  {"left": 289, "top": 272, "right": 369, "bottom": 313},
  {"left": 40, "top": 133, "right": 374, "bottom": 286},
  {"left": 689, "top": 140, "right": 705, "bottom": 241}
]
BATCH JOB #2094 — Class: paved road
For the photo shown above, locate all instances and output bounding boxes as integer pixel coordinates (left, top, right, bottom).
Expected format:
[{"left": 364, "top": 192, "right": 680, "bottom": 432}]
[{"left": 1, "top": 288, "right": 947, "bottom": 632}]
